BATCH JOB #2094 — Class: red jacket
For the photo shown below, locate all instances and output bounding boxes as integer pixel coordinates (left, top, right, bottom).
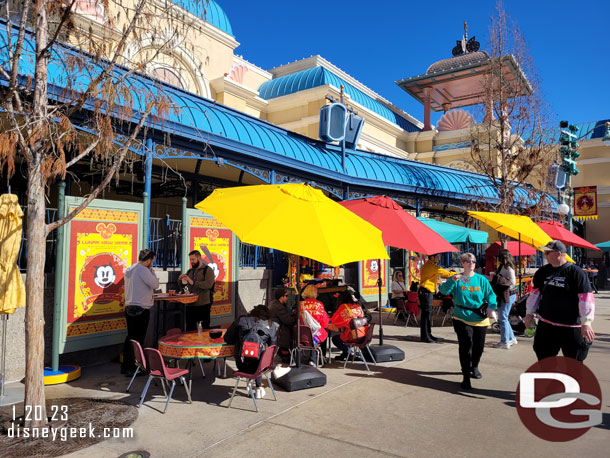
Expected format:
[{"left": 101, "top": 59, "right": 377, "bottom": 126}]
[
  {"left": 300, "top": 299, "right": 329, "bottom": 341},
  {"left": 331, "top": 302, "right": 366, "bottom": 342}
]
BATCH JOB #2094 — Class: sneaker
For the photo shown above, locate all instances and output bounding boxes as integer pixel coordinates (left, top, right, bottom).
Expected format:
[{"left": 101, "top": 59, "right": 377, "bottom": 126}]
[
  {"left": 255, "top": 387, "right": 266, "bottom": 399},
  {"left": 308, "top": 361, "right": 316, "bottom": 366},
  {"left": 493, "top": 342, "right": 511, "bottom": 349},
  {"left": 470, "top": 367, "right": 482, "bottom": 379},
  {"left": 272, "top": 365, "right": 291, "bottom": 379},
  {"left": 510, "top": 338, "right": 518, "bottom": 345}
]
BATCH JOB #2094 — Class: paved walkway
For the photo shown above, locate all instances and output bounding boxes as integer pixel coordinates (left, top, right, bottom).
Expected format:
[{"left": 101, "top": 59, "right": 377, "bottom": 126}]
[{"left": 49, "top": 291, "right": 610, "bottom": 458}]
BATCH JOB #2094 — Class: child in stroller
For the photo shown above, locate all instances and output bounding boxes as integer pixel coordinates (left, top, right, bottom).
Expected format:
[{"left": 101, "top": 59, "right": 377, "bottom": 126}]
[{"left": 491, "top": 293, "right": 528, "bottom": 335}]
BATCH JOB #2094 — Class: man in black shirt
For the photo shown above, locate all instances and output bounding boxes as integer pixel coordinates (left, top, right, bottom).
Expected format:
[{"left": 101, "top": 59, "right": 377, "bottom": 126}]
[{"left": 525, "top": 240, "right": 595, "bottom": 361}]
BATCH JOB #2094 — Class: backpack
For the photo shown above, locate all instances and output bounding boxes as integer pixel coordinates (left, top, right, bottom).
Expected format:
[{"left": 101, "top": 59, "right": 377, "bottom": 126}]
[
  {"left": 238, "top": 323, "right": 269, "bottom": 371},
  {"left": 349, "top": 317, "right": 368, "bottom": 340},
  {"left": 203, "top": 265, "right": 216, "bottom": 305}
]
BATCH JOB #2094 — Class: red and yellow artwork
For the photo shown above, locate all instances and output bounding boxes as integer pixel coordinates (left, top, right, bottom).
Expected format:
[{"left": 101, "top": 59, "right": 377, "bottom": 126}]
[
  {"left": 573, "top": 186, "right": 598, "bottom": 221},
  {"left": 190, "top": 217, "right": 234, "bottom": 317},
  {"left": 361, "top": 258, "right": 385, "bottom": 296},
  {"left": 66, "top": 212, "right": 138, "bottom": 338}
]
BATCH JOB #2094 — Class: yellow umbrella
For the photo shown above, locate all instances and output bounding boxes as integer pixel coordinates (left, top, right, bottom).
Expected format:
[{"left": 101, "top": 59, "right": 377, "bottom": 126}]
[
  {"left": 468, "top": 210, "right": 575, "bottom": 263},
  {"left": 468, "top": 211, "right": 552, "bottom": 248},
  {"left": 0, "top": 194, "right": 26, "bottom": 314},
  {"left": 195, "top": 183, "right": 389, "bottom": 266}
]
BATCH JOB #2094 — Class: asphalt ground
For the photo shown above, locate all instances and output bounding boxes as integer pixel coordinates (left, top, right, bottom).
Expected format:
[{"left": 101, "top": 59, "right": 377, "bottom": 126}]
[{"left": 37, "top": 289, "right": 610, "bottom": 458}]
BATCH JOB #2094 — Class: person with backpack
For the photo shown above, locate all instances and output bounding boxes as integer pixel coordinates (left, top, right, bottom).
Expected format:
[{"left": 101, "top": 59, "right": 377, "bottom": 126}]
[
  {"left": 178, "top": 250, "right": 215, "bottom": 331},
  {"left": 330, "top": 290, "right": 369, "bottom": 361},
  {"left": 224, "top": 304, "right": 279, "bottom": 399},
  {"left": 491, "top": 249, "right": 517, "bottom": 349}
]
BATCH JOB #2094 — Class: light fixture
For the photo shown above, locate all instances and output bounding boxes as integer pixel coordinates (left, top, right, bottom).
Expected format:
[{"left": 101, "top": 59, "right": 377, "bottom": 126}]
[
  {"left": 603, "top": 122, "right": 610, "bottom": 147},
  {"left": 557, "top": 202, "right": 570, "bottom": 216}
]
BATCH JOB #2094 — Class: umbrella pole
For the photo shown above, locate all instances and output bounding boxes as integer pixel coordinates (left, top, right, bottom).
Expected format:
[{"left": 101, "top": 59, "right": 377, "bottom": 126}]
[
  {"left": 377, "top": 258, "right": 383, "bottom": 346},
  {"left": 296, "top": 257, "right": 302, "bottom": 368},
  {"left": 518, "top": 234, "right": 522, "bottom": 299}
]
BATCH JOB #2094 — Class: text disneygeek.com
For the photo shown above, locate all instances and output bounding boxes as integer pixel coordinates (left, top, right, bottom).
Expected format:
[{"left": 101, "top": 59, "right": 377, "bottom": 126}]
[{"left": 7, "top": 424, "right": 134, "bottom": 441}]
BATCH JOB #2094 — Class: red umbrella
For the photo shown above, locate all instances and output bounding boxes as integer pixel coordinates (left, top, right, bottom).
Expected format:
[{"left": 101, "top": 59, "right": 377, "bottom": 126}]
[
  {"left": 340, "top": 196, "right": 457, "bottom": 350},
  {"left": 340, "top": 196, "right": 458, "bottom": 255},
  {"left": 536, "top": 220, "right": 601, "bottom": 251}
]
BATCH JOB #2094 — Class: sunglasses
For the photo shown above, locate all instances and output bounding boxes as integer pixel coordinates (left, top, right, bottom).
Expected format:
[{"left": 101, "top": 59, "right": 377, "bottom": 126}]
[{"left": 462, "top": 260, "right": 476, "bottom": 264}]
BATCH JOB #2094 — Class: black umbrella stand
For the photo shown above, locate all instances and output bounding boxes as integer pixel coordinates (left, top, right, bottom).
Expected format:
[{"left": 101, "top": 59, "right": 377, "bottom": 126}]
[
  {"left": 366, "top": 258, "right": 405, "bottom": 363},
  {"left": 272, "top": 256, "right": 326, "bottom": 392}
]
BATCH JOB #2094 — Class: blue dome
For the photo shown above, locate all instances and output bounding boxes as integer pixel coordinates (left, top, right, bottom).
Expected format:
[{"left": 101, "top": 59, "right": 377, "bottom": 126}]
[{"left": 172, "top": 1, "right": 233, "bottom": 37}]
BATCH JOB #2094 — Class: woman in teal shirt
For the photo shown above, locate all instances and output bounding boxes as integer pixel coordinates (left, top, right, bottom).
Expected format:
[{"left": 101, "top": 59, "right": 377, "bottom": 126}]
[{"left": 440, "top": 252, "right": 497, "bottom": 390}]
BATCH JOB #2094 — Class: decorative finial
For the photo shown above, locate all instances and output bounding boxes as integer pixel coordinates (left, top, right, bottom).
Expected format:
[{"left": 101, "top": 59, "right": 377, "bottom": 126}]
[{"left": 452, "top": 22, "right": 480, "bottom": 56}]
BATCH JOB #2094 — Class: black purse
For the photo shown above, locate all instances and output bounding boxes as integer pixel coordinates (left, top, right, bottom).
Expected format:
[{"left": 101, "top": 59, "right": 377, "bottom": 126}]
[{"left": 455, "top": 303, "right": 488, "bottom": 319}]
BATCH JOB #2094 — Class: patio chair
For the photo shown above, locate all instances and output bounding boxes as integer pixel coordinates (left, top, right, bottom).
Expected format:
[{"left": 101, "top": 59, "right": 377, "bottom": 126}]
[
  {"left": 289, "top": 324, "right": 324, "bottom": 367},
  {"left": 227, "top": 345, "right": 278, "bottom": 412},
  {"left": 393, "top": 298, "right": 419, "bottom": 327},
  {"left": 343, "top": 323, "right": 376, "bottom": 372},
  {"left": 126, "top": 339, "right": 147, "bottom": 393},
  {"left": 139, "top": 348, "right": 192, "bottom": 414}
]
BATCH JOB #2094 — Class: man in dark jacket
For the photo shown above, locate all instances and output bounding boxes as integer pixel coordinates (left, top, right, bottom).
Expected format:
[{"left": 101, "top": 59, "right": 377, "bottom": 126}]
[
  {"left": 268, "top": 289, "right": 296, "bottom": 361},
  {"left": 178, "top": 250, "right": 215, "bottom": 330}
]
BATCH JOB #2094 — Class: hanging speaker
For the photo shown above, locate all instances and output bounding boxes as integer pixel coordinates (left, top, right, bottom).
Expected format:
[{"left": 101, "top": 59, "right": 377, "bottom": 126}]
[
  {"left": 319, "top": 103, "right": 347, "bottom": 143},
  {"left": 344, "top": 113, "right": 365, "bottom": 150}
]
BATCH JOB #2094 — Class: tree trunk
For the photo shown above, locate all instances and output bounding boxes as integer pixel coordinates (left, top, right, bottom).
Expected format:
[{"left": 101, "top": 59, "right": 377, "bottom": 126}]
[{"left": 24, "top": 162, "right": 47, "bottom": 428}]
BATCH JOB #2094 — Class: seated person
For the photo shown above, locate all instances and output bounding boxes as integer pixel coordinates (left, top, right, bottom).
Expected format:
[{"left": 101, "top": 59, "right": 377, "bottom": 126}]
[
  {"left": 330, "top": 290, "right": 368, "bottom": 361},
  {"left": 406, "top": 281, "right": 420, "bottom": 315},
  {"left": 268, "top": 288, "right": 296, "bottom": 363},
  {"left": 391, "top": 270, "right": 408, "bottom": 300},
  {"left": 299, "top": 284, "right": 330, "bottom": 364},
  {"left": 224, "top": 305, "right": 279, "bottom": 399}
]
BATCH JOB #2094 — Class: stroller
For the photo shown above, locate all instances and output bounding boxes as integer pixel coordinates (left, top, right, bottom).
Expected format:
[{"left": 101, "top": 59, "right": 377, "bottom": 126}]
[{"left": 491, "top": 293, "right": 528, "bottom": 335}]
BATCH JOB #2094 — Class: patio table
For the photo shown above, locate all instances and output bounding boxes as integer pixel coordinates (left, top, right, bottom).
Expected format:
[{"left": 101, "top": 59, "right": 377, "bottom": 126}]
[
  {"left": 158, "top": 330, "right": 235, "bottom": 387},
  {"left": 153, "top": 293, "right": 198, "bottom": 337}
]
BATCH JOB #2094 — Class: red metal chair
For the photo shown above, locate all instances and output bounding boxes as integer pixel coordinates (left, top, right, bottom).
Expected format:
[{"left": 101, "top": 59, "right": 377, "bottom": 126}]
[
  {"left": 393, "top": 299, "right": 419, "bottom": 327},
  {"left": 343, "top": 323, "right": 376, "bottom": 372},
  {"left": 126, "top": 339, "right": 147, "bottom": 393},
  {"left": 139, "top": 348, "right": 192, "bottom": 413},
  {"left": 289, "top": 324, "right": 324, "bottom": 367},
  {"left": 228, "top": 345, "right": 278, "bottom": 412}
]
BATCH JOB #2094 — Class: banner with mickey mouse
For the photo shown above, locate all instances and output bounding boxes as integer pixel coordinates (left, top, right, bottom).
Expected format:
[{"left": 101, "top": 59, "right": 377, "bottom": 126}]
[{"left": 573, "top": 186, "right": 598, "bottom": 221}]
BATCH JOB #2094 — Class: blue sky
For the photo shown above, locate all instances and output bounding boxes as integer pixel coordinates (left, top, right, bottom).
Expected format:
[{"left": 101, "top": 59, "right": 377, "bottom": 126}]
[{"left": 221, "top": 0, "right": 609, "bottom": 128}]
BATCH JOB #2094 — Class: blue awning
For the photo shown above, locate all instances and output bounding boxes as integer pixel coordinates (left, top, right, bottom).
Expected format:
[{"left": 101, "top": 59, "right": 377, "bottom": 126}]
[{"left": 0, "top": 20, "right": 553, "bottom": 210}]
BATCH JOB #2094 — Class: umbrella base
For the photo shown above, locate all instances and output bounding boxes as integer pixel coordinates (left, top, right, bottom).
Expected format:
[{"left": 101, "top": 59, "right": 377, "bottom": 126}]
[
  {"left": 273, "top": 365, "right": 327, "bottom": 392},
  {"left": 0, "top": 384, "right": 24, "bottom": 406},
  {"left": 366, "top": 344, "right": 404, "bottom": 362}
]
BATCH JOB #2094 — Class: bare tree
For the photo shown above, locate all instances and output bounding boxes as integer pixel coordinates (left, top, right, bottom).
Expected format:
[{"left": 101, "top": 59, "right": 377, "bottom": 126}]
[
  {"left": 469, "top": 0, "right": 557, "bottom": 216},
  {"left": 0, "top": 0, "right": 206, "bottom": 427}
]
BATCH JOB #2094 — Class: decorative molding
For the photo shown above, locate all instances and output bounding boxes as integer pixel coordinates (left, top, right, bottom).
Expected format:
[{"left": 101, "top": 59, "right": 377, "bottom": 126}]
[
  {"left": 233, "top": 55, "right": 272, "bottom": 80},
  {"left": 227, "top": 64, "right": 248, "bottom": 84},
  {"left": 432, "top": 141, "right": 471, "bottom": 152},
  {"left": 358, "top": 132, "right": 409, "bottom": 159},
  {"left": 578, "top": 157, "right": 610, "bottom": 165},
  {"left": 210, "top": 76, "right": 259, "bottom": 100}
]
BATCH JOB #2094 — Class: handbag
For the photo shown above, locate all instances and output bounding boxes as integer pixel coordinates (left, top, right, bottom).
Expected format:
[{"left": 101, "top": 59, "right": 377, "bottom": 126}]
[
  {"left": 301, "top": 309, "right": 321, "bottom": 338},
  {"left": 455, "top": 303, "right": 488, "bottom": 319}
]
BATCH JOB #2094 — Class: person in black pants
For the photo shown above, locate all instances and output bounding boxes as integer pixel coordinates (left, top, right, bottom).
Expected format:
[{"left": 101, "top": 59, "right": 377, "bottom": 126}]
[
  {"left": 525, "top": 240, "right": 595, "bottom": 362},
  {"left": 121, "top": 249, "right": 159, "bottom": 376}
]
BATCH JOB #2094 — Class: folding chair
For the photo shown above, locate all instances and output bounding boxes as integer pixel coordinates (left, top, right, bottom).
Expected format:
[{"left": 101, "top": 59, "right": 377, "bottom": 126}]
[
  {"left": 139, "top": 348, "right": 192, "bottom": 413},
  {"left": 228, "top": 345, "right": 278, "bottom": 412},
  {"left": 289, "top": 324, "right": 324, "bottom": 367},
  {"left": 343, "top": 323, "right": 376, "bottom": 372}
]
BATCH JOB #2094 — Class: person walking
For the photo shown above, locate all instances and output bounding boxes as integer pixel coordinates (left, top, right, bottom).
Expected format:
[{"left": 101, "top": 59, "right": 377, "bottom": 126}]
[
  {"left": 178, "top": 250, "right": 215, "bottom": 330},
  {"left": 524, "top": 240, "right": 595, "bottom": 362},
  {"left": 491, "top": 249, "right": 517, "bottom": 349},
  {"left": 440, "top": 252, "right": 497, "bottom": 390},
  {"left": 121, "top": 249, "right": 159, "bottom": 376},
  {"left": 418, "top": 254, "right": 454, "bottom": 342}
]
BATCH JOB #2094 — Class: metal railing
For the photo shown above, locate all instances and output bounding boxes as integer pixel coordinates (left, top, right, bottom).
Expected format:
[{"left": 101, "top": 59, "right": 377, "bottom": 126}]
[
  {"left": 149, "top": 216, "right": 183, "bottom": 269},
  {"left": 239, "top": 242, "right": 273, "bottom": 269},
  {"left": 17, "top": 207, "right": 275, "bottom": 272}
]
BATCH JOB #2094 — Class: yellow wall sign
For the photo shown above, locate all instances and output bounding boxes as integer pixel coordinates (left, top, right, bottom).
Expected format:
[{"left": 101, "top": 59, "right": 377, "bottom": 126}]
[
  {"left": 65, "top": 206, "right": 139, "bottom": 342},
  {"left": 573, "top": 186, "right": 598, "bottom": 221},
  {"left": 189, "top": 217, "right": 234, "bottom": 317},
  {"left": 361, "top": 258, "right": 386, "bottom": 297}
]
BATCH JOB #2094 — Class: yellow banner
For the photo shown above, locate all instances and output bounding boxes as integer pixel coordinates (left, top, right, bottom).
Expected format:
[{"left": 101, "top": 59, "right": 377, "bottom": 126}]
[{"left": 573, "top": 186, "right": 598, "bottom": 221}]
